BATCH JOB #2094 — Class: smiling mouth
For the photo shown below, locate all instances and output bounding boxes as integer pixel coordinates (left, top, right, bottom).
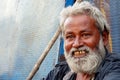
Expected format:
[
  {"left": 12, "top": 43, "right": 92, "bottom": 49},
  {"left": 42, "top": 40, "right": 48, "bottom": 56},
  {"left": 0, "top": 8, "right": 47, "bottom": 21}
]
[{"left": 72, "top": 50, "right": 88, "bottom": 58}]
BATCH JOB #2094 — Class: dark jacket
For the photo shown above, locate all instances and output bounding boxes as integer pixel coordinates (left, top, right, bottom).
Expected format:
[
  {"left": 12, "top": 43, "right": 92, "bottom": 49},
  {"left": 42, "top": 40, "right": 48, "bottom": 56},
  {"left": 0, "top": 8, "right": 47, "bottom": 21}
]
[{"left": 45, "top": 52, "right": 120, "bottom": 80}]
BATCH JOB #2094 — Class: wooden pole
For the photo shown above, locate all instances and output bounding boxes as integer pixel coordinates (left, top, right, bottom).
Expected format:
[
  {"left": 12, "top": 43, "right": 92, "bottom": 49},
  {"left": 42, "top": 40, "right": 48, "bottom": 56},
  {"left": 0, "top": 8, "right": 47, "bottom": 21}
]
[{"left": 26, "top": 26, "right": 61, "bottom": 80}]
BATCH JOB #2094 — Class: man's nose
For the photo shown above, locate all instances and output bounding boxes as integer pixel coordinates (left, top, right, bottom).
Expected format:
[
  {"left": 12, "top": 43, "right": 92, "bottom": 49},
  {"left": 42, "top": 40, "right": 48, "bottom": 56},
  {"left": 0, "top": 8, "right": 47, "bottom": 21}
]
[{"left": 72, "top": 37, "right": 84, "bottom": 48}]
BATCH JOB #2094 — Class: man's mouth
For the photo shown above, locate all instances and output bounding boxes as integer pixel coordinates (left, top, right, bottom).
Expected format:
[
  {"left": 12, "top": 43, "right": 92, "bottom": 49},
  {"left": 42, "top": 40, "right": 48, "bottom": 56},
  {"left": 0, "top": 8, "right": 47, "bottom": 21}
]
[{"left": 72, "top": 50, "right": 88, "bottom": 58}]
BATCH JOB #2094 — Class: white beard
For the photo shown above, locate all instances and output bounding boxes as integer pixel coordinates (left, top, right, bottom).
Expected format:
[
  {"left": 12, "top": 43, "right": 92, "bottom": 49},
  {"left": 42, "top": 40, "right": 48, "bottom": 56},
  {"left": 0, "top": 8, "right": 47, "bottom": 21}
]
[{"left": 64, "top": 38, "right": 106, "bottom": 74}]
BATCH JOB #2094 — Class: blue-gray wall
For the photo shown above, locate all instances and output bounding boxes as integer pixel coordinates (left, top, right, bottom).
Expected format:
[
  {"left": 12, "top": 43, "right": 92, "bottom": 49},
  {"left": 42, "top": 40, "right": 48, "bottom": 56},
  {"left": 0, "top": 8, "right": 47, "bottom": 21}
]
[
  {"left": 0, "top": 0, "right": 64, "bottom": 80},
  {"left": 110, "top": 0, "right": 120, "bottom": 53}
]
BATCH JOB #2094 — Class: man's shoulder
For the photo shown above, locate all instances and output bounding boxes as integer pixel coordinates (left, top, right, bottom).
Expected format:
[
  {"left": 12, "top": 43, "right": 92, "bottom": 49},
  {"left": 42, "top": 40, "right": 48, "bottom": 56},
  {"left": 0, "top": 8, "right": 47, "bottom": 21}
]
[
  {"left": 45, "top": 61, "right": 70, "bottom": 80},
  {"left": 54, "top": 61, "right": 70, "bottom": 73},
  {"left": 105, "top": 52, "right": 120, "bottom": 62},
  {"left": 95, "top": 53, "right": 120, "bottom": 80},
  {"left": 101, "top": 53, "right": 120, "bottom": 73}
]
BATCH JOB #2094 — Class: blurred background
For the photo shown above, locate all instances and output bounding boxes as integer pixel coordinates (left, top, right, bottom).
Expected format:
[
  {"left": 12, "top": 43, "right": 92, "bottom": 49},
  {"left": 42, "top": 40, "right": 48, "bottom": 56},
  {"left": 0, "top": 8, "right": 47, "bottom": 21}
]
[{"left": 0, "top": 0, "right": 120, "bottom": 80}]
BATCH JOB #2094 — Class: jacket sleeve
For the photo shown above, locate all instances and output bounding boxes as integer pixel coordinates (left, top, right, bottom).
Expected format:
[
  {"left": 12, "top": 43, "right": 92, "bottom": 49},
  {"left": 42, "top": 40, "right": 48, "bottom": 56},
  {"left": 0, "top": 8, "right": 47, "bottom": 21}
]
[
  {"left": 103, "top": 71, "right": 120, "bottom": 80},
  {"left": 45, "top": 69, "right": 56, "bottom": 80}
]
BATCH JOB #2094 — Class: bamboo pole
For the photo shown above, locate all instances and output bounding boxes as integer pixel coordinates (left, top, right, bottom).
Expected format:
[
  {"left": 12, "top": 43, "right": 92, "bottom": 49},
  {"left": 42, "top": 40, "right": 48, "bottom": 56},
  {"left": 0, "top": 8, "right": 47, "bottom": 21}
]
[{"left": 26, "top": 26, "right": 61, "bottom": 80}]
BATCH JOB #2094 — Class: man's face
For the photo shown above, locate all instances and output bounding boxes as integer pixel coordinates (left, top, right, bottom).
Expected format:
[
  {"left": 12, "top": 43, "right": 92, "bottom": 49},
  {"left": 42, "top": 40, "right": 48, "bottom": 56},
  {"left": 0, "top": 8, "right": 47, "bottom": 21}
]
[
  {"left": 63, "top": 15, "right": 106, "bottom": 74},
  {"left": 64, "top": 15, "right": 101, "bottom": 55}
]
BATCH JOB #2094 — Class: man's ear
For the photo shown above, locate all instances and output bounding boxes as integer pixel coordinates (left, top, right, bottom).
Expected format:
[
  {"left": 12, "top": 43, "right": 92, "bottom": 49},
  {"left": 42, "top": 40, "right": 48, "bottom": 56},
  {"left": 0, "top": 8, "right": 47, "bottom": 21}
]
[{"left": 102, "top": 31, "right": 109, "bottom": 46}]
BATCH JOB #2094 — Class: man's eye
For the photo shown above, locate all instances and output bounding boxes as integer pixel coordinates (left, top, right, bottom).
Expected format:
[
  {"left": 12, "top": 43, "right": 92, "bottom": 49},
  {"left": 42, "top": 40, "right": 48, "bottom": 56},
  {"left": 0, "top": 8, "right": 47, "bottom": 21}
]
[
  {"left": 82, "top": 34, "right": 91, "bottom": 38},
  {"left": 66, "top": 35, "right": 74, "bottom": 39}
]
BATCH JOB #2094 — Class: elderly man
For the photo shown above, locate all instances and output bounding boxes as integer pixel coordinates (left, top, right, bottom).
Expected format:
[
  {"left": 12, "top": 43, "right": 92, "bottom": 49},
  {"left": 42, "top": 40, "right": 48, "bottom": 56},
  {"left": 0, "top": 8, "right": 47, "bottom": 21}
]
[{"left": 45, "top": 1, "right": 120, "bottom": 80}]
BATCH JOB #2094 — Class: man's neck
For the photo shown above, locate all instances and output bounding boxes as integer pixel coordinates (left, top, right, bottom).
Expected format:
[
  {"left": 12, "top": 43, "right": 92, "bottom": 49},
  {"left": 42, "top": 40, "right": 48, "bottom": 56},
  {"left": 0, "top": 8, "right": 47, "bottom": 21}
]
[{"left": 76, "top": 73, "right": 94, "bottom": 80}]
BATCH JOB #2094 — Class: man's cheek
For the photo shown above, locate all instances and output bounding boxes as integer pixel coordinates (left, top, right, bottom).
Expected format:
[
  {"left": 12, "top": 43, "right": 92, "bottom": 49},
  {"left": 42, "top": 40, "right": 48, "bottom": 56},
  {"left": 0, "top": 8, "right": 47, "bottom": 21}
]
[{"left": 64, "top": 44, "right": 70, "bottom": 53}]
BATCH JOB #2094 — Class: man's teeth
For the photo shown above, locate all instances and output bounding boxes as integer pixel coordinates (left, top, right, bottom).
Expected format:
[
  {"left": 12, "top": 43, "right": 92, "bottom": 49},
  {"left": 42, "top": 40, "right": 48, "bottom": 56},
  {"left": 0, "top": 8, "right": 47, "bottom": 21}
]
[{"left": 74, "top": 50, "right": 85, "bottom": 55}]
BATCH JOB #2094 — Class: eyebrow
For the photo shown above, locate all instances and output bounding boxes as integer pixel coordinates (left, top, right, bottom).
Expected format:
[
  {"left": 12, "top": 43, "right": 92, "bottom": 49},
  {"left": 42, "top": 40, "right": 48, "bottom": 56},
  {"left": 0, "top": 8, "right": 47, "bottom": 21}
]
[
  {"left": 64, "top": 31, "right": 73, "bottom": 35},
  {"left": 80, "top": 29, "right": 92, "bottom": 33}
]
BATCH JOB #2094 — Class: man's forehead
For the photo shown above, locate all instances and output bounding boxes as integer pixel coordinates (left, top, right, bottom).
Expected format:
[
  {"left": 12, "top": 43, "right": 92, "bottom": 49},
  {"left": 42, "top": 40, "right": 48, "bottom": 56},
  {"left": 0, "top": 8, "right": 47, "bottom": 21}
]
[{"left": 64, "top": 15, "right": 95, "bottom": 26}]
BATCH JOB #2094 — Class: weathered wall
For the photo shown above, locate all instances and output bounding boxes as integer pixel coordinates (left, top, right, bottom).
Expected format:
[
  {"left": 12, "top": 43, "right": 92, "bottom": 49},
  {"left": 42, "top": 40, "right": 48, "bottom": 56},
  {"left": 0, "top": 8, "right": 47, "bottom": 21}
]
[{"left": 0, "top": 0, "right": 64, "bottom": 80}]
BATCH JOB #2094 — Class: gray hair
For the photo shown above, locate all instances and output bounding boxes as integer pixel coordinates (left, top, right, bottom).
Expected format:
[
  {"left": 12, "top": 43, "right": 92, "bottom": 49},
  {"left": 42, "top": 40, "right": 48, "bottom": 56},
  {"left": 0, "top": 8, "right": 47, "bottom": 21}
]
[{"left": 60, "top": 1, "right": 110, "bottom": 34}]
